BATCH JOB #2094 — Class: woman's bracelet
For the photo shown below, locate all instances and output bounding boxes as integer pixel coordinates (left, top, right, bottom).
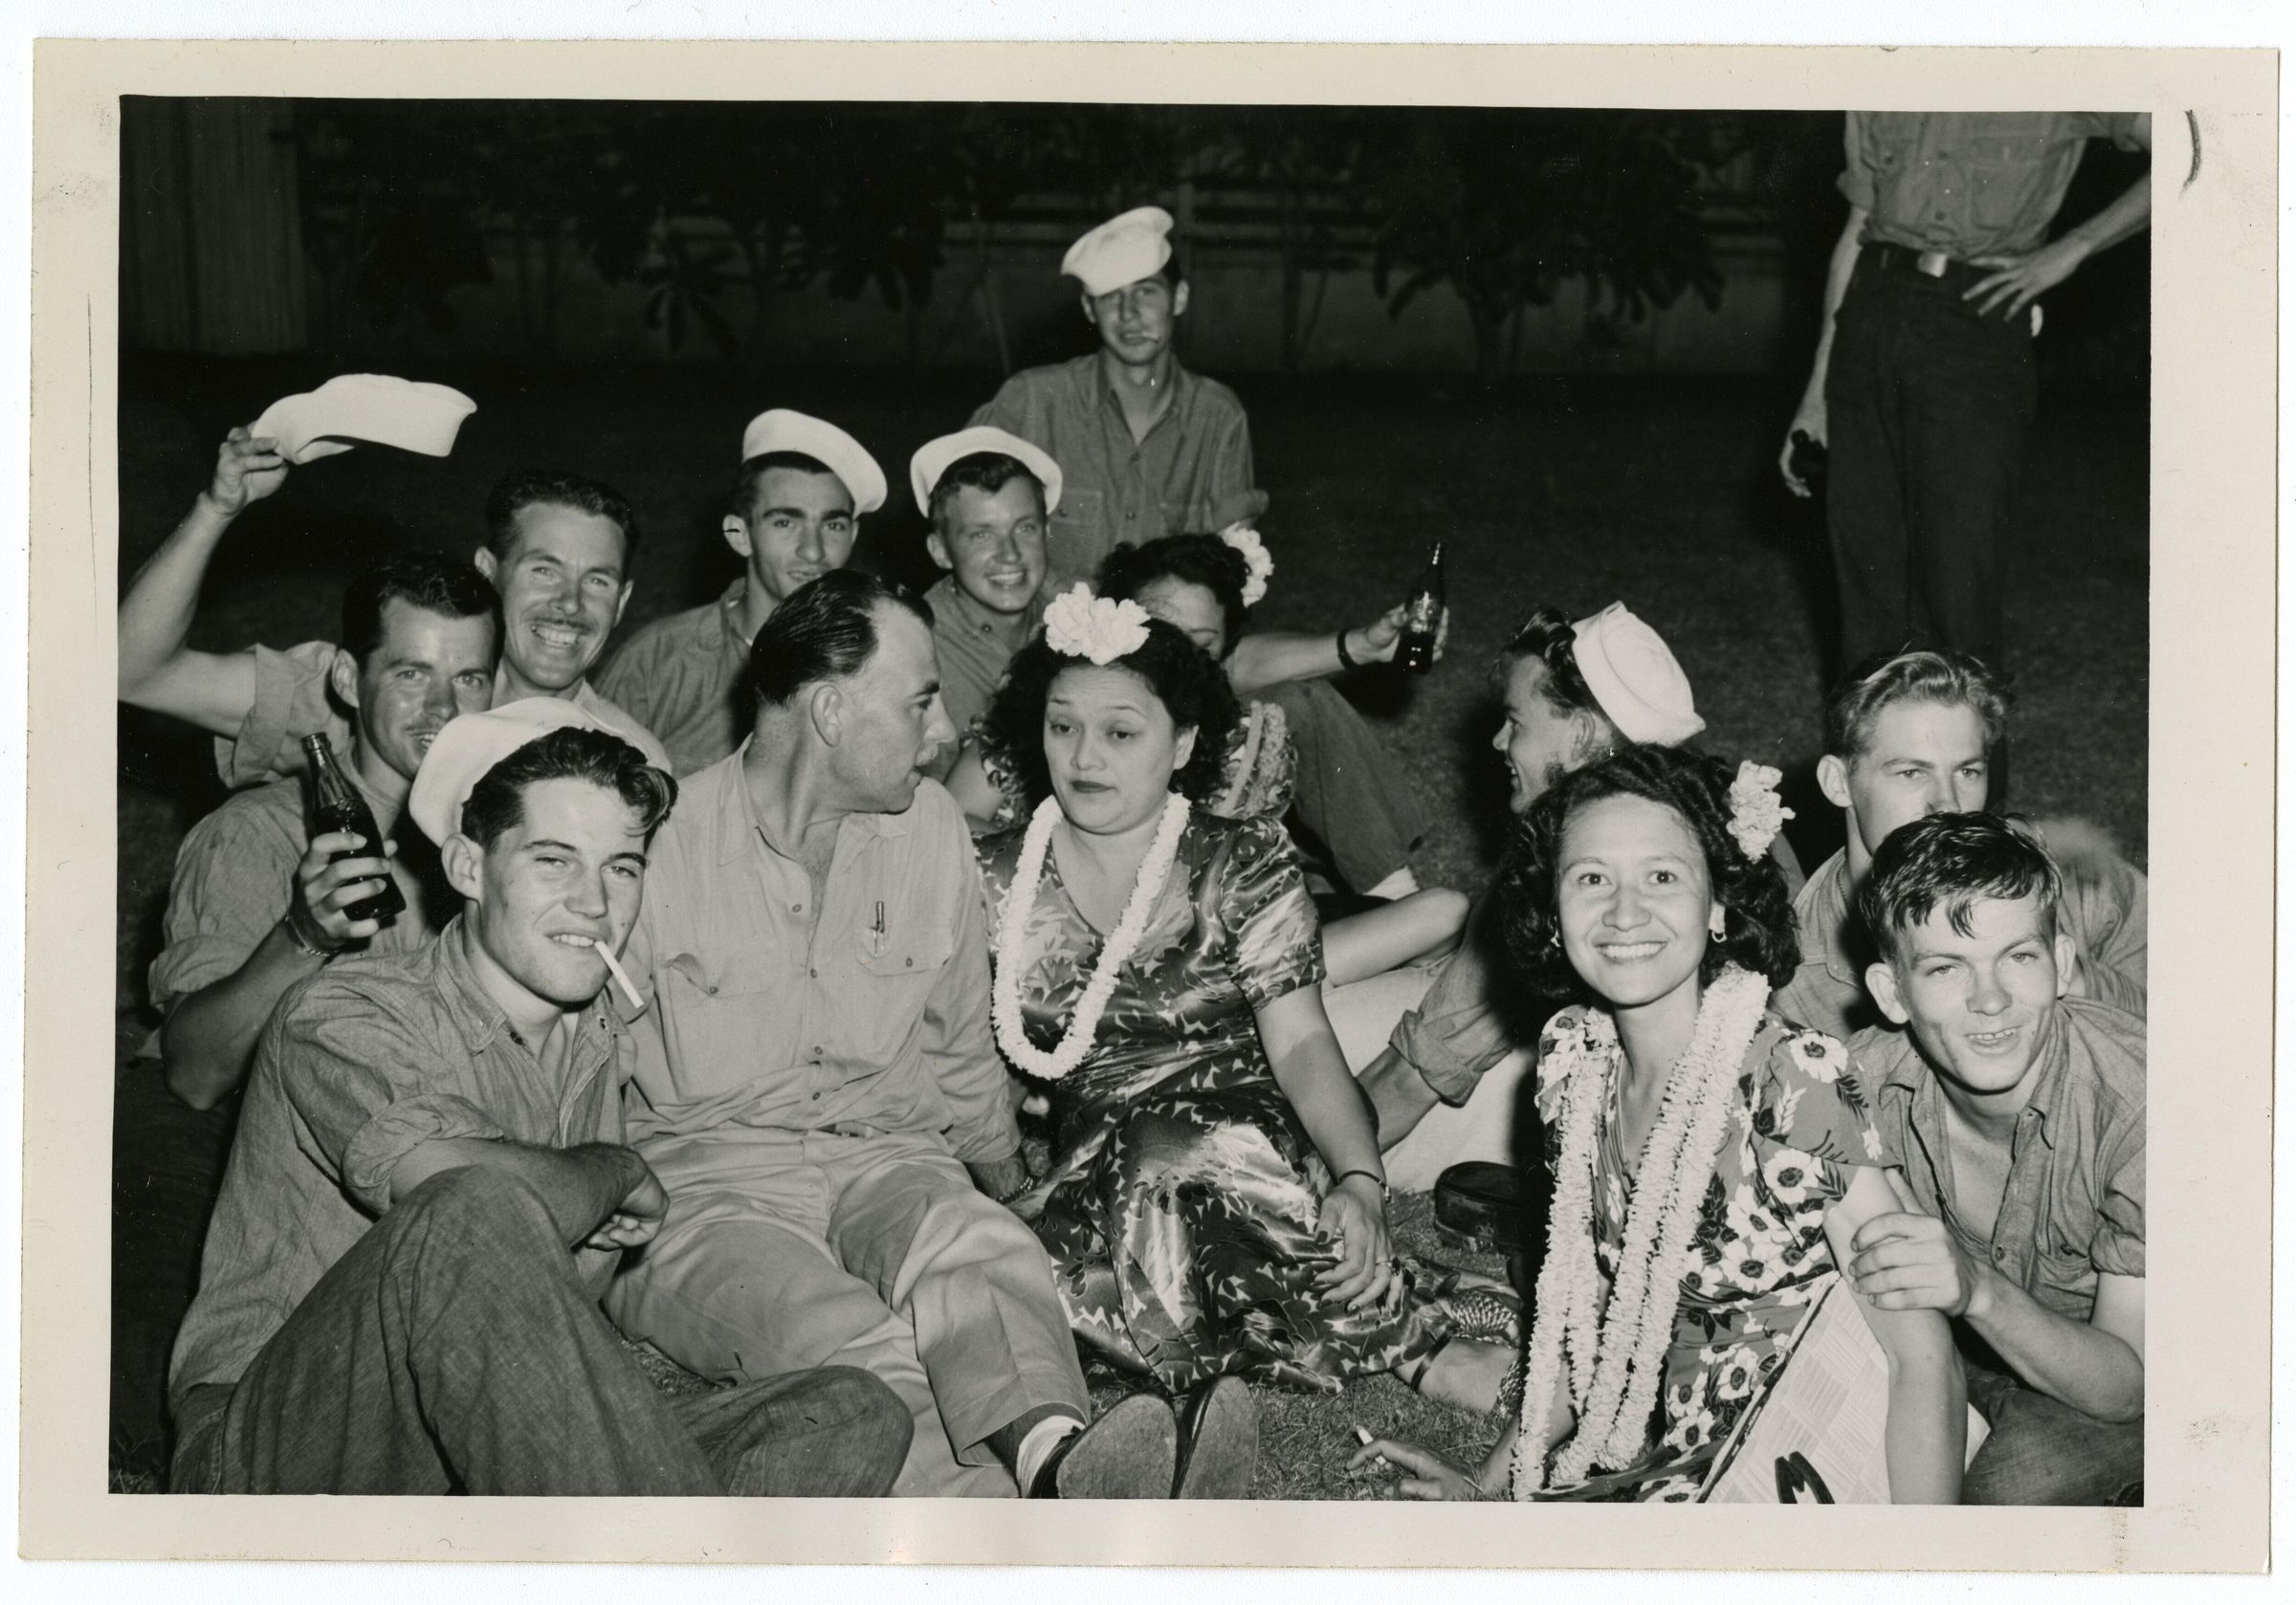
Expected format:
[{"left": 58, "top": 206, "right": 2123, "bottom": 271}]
[
  {"left": 1335, "top": 1167, "right": 1389, "bottom": 1204},
  {"left": 1335, "top": 627, "right": 1362, "bottom": 671}
]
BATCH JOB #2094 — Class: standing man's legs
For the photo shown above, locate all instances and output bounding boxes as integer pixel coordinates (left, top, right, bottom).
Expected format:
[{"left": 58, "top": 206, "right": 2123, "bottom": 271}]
[
  {"left": 1899, "top": 288, "right": 2039, "bottom": 673},
  {"left": 1824, "top": 261, "right": 1915, "bottom": 674}
]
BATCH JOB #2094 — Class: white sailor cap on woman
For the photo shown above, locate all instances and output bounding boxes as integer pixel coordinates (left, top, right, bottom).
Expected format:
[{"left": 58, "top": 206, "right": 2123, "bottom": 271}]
[
  {"left": 1570, "top": 602, "right": 1706, "bottom": 747},
  {"left": 909, "top": 427, "right": 1066, "bottom": 518},
  {"left": 1062, "top": 207, "right": 1176, "bottom": 297},
  {"left": 738, "top": 408, "right": 888, "bottom": 516},
  {"left": 409, "top": 699, "right": 611, "bottom": 846}
]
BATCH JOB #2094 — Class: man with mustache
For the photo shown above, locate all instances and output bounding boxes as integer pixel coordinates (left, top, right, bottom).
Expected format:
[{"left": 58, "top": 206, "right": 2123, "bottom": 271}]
[
  {"left": 113, "top": 551, "right": 499, "bottom": 1477},
  {"left": 116, "top": 432, "right": 670, "bottom": 784},
  {"left": 144, "top": 550, "right": 501, "bottom": 1112},
  {"left": 595, "top": 409, "right": 888, "bottom": 776},
  {"left": 605, "top": 571, "right": 1217, "bottom": 1499},
  {"left": 166, "top": 703, "right": 913, "bottom": 1495}
]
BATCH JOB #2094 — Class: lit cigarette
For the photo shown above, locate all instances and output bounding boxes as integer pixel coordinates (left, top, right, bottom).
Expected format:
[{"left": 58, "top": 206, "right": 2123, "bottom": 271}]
[{"left": 592, "top": 938, "right": 644, "bottom": 1013}]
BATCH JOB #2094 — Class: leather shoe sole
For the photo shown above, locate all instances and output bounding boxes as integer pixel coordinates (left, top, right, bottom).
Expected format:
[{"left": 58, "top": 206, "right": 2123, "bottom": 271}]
[
  {"left": 1040, "top": 1395, "right": 1178, "bottom": 1499},
  {"left": 1173, "top": 1375, "right": 1258, "bottom": 1500}
]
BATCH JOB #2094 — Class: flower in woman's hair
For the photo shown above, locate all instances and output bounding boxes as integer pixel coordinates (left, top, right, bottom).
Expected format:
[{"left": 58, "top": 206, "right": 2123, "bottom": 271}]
[
  {"left": 1725, "top": 760, "right": 1795, "bottom": 861},
  {"left": 1218, "top": 522, "right": 1275, "bottom": 606},
  {"left": 1043, "top": 583, "right": 1152, "bottom": 666}
]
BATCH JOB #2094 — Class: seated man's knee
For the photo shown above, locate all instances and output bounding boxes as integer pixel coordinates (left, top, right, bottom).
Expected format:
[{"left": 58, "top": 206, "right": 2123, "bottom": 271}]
[
  {"left": 386, "top": 1165, "right": 559, "bottom": 1261},
  {"left": 1962, "top": 1388, "right": 2143, "bottom": 1506}
]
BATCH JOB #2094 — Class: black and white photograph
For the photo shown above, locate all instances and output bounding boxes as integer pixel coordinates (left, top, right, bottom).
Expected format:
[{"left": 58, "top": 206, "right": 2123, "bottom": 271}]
[{"left": 17, "top": 28, "right": 2274, "bottom": 1575}]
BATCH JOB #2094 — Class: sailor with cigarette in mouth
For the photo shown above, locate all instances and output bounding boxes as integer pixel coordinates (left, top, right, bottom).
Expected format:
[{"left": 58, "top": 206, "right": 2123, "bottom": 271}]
[{"left": 167, "top": 699, "right": 914, "bottom": 1495}]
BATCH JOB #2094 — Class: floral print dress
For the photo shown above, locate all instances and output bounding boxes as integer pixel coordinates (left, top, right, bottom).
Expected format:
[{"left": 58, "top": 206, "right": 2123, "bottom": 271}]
[
  {"left": 978, "top": 808, "right": 1448, "bottom": 1394},
  {"left": 1532, "top": 1004, "right": 1888, "bottom": 1502}
]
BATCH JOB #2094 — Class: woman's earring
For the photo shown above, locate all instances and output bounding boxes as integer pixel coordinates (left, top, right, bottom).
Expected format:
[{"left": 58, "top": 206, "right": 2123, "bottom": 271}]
[{"left": 1709, "top": 906, "right": 1728, "bottom": 940}]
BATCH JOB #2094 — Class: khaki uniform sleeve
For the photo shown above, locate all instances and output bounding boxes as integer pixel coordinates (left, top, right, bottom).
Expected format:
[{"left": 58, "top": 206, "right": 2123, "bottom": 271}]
[
  {"left": 147, "top": 802, "right": 298, "bottom": 1015},
  {"left": 213, "top": 640, "right": 345, "bottom": 789},
  {"left": 1836, "top": 111, "right": 1878, "bottom": 213},
  {"left": 266, "top": 980, "right": 509, "bottom": 1217},
  {"left": 924, "top": 822, "right": 1022, "bottom": 1165},
  {"left": 1388, "top": 896, "right": 1514, "bottom": 1107}
]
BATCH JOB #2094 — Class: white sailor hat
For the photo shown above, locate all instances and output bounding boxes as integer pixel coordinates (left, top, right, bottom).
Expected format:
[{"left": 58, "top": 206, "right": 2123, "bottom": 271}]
[
  {"left": 1570, "top": 603, "right": 1706, "bottom": 747},
  {"left": 409, "top": 699, "right": 612, "bottom": 846},
  {"left": 1061, "top": 206, "right": 1176, "bottom": 297},
  {"left": 738, "top": 408, "right": 888, "bottom": 516},
  {"left": 909, "top": 427, "right": 1065, "bottom": 518}
]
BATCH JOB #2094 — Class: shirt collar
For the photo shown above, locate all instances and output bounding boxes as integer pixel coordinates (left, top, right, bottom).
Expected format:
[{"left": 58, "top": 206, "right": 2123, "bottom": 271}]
[
  {"left": 1090, "top": 352, "right": 1196, "bottom": 428},
  {"left": 436, "top": 914, "right": 622, "bottom": 1058},
  {"left": 711, "top": 741, "right": 917, "bottom": 867},
  {"left": 1875, "top": 1000, "right": 2073, "bottom": 1150},
  {"left": 718, "top": 576, "right": 756, "bottom": 652},
  {"left": 928, "top": 574, "right": 1043, "bottom": 641},
  {"left": 1801, "top": 848, "right": 1865, "bottom": 986}
]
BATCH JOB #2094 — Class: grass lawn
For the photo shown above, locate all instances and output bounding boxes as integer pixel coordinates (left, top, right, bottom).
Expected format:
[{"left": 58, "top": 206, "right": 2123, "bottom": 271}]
[{"left": 111, "top": 353, "right": 2146, "bottom": 1498}]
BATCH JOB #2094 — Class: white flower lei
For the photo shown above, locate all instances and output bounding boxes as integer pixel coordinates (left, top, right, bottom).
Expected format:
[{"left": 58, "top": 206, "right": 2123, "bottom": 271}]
[
  {"left": 990, "top": 792, "right": 1191, "bottom": 1081},
  {"left": 1511, "top": 965, "right": 1773, "bottom": 1497}
]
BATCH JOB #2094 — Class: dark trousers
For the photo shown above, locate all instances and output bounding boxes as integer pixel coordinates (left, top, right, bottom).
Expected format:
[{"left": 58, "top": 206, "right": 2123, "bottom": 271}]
[
  {"left": 1264, "top": 677, "right": 1428, "bottom": 893},
  {"left": 171, "top": 1166, "right": 914, "bottom": 1496},
  {"left": 1961, "top": 1356, "right": 2143, "bottom": 1506},
  {"left": 1824, "top": 252, "right": 2040, "bottom": 674}
]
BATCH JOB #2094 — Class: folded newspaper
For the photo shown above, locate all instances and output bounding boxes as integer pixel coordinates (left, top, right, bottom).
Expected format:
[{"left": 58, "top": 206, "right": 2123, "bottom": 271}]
[{"left": 1700, "top": 1280, "right": 1990, "bottom": 1504}]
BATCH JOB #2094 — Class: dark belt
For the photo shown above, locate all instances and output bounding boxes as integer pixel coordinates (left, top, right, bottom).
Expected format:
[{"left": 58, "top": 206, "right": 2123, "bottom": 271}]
[{"left": 1862, "top": 241, "right": 1994, "bottom": 293}]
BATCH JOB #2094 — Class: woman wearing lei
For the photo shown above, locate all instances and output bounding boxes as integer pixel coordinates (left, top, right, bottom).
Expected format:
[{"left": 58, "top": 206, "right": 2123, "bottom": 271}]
[
  {"left": 951, "top": 530, "right": 1469, "bottom": 987},
  {"left": 1354, "top": 743, "right": 1964, "bottom": 1502},
  {"left": 975, "top": 589, "right": 1516, "bottom": 1436}
]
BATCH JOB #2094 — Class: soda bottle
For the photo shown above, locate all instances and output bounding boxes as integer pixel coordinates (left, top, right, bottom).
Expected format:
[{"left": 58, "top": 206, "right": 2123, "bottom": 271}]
[
  {"left": 1397, "top": 541, "right": 1446, "bottom": 675},
  {"left": 301, "top": 734, "right": 406, "bottom": 925}
]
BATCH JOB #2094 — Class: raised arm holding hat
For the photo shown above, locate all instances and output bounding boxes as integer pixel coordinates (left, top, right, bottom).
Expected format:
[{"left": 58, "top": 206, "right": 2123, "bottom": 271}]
[
  {"left": 595, "top": 408, "right": 886, "bottom": 775},
  {"left": 119, "top": 431, "right": 671, "bottom": 784}
]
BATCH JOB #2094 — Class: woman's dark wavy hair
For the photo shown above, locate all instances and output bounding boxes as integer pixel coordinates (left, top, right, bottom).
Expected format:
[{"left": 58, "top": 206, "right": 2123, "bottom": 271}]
[
  {"left": 981, "top": 616, "right": 1239, "bottom": 807},
  {"left": 1495, "top": 742, "right": 1799, "bottom": 1001},
  {"left": 1097, "top": 534, "right": 1251, "bottom": 660}
]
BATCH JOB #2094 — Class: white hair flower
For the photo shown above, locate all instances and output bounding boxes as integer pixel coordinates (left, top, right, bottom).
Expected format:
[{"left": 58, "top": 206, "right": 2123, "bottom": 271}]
[
  {"left": 1725, "top": 761, "right": 1795, "bottom": 862},
  {"left": 1218, "top": 522, "right": 1275, "bottom": 607},
  {"left": 1043, "top": 583, "right": 1152, "bottom": 666}
]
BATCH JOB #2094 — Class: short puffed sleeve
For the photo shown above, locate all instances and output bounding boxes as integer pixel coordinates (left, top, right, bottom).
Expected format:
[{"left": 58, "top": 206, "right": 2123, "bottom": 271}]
[{"left": 1216, "top": 812, "right": 1325, "bottom": 1009}]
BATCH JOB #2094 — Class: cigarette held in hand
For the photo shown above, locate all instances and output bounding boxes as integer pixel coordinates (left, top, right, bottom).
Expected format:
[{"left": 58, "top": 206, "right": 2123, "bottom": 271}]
[
  {"left": 592, "top": 938, "right": 644, "bottom": 1013},
  {"left": 1353, "top": 1424, "right": 1388, "bottom": 1468}
]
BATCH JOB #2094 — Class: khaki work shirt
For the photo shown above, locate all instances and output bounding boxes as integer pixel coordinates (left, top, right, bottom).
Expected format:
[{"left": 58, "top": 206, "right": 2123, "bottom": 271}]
[
  {"left": 143, "top": 765, "right": 444, "bottom": 1058},
  {"left": 969, "top": 354, "right": 1269, "bottom": 595},
  {"left": 168, "top": 917, "right": 630, "bottom": 1405},
  {"left": 1843, "top": 112, "right": 2149, "bottom": 261},
  {"left": 1777, "top": 844, "right": 2148, "bottom": 1044},
  {"left": 622, "top": 749, "right": 1018, "bottom": 1164},
  {"left": 593, "top": 579, "right": 757, "bottom": 778},
  {"left": 924, "top": 576, "right": 1038, "bottom": 741}
]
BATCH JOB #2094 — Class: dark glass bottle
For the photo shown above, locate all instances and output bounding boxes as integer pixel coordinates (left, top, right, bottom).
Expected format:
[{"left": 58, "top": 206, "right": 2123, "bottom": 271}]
[
  {"left": 301, "top": 734, "right": 405, "bottom": 924},
  {"left": 1397, "top": 541, "right": 1446, "bottom": 675}
]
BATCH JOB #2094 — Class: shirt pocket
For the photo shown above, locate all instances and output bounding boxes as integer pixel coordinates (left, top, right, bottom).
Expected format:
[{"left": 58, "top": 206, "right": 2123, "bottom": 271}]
[
  {"left": 843, "top": 927, "right": 959, "bottom": 1069},
  {"left": 659, "top": 948, "right": 786, "bottom": 1100},
  {"left": 2030, "top": 1232, "right": 2101, "bottom": 1317},
  {"left": 1047, "top": 488, "right": 1108, "bottom": 577}
]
